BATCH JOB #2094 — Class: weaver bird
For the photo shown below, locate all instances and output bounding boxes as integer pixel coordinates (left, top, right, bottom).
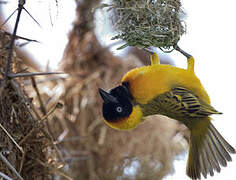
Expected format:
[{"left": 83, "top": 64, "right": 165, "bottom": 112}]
[{"left": 99, "top": 46, "right": 235, "bottom": 179}]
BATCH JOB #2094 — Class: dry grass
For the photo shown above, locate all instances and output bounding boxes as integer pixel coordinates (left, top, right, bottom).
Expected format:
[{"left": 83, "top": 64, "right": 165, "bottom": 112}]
[{"left": 0, "top": 30, "right": 55, "bottom": 179}]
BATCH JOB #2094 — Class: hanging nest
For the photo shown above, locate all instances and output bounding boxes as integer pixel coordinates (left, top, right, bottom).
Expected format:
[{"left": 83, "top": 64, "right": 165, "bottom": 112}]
[{"left": 102, "top": 0, "right": 186, "bottom": 49}]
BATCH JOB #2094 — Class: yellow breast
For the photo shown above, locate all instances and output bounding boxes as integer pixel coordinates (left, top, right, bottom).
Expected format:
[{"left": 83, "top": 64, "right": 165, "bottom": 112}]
[{"left": 122, "top": 64, "right": 210, "bottom": 104}]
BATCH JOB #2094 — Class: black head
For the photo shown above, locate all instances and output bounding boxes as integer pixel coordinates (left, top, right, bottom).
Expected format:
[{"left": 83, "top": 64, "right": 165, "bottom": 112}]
[{"left": 99, "top": 84, "right": 133, "bottom": 122}]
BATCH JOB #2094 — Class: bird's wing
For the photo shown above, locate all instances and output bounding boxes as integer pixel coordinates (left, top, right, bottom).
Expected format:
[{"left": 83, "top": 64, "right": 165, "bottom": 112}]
[{"left": 155, "top": 87, "right": 222, "bottom": 118}]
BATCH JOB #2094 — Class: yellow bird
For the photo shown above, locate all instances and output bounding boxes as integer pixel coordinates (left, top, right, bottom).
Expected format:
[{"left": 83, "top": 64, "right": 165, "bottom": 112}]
[{"left": 99, "top": 46, "right": 235, "bottom": 179}]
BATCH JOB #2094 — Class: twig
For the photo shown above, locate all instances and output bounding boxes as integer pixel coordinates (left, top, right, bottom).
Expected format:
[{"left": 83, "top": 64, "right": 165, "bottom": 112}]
[
  {"left": 4, "top": 0, "right": 25, "bottom": 78},
  {"left": 23, "top": 76, "right": 66, "bottom": 86},
  {"left": 30, "top": 100, "right": 42, "bottom": 120},
  {"left": 18, "top": 128, "right": 34, "bottom": 146},
  {"left": 40, "top": 103, "right": 63, "bottom": 123},
  {"left": 17, "top": 41, "right": 32, "bottom": 47},
  {"left": 7, "top": 71, "right": 65, "bottom": 78},
  {"left": 88, "top": 117, "right": 103, "bottom": 133},
  {"left": 18, "top": 151, "right": 26, "bottom": 174},
  {"left": 98, "top": 126, "right": 107, "bottom": 145},
  {"left": 55, "top": 170, "right": 74, "bottom": 180},
  {"left": 3, "top": 0, "right": 42, "bottom": 78},
  {"left": 19, "top": 103, "right": 63, "bottom": 145},
  {"left": 36, "top": 159, "right": 73, "bottom": 180},
  {"left": 3, "top": 31, "right": 40, "bottom": 43},
  {"left": 0, "top": 9, "right": 18, "bottom": 28},
  {"left": 31, "top": 77, "right": 46, "bottom": 114},
  {"left": 0, "top": 152, "right": 24, "bottom": 180},
  {"left": 31, "top": 77, "right": 55, "bottom": 138},
  {"left": 173, "top": 44, "right": 192, "bottom": 59},
  {"left": 0, "top": 171, "right": 13, "bottom": 180},
  {"left": 0, "top": 123, "right": 24, "bottom": 154},
  {"left": 22, "top": 6, "right": 41, "bottom": 28},
  {"left": 42, "top": 128, "right": 65, "bottom": 164}
]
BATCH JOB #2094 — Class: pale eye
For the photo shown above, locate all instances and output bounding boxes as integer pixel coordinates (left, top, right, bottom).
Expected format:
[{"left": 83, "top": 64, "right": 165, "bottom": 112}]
[{"left": 116, "top": 106, "right": 123, "bottom": 113}]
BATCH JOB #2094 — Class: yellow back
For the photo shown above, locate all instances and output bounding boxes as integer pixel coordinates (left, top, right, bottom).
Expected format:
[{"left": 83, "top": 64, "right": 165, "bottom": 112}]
[{"left": 122, "top": 64, "right": 210, "bottom": 104}]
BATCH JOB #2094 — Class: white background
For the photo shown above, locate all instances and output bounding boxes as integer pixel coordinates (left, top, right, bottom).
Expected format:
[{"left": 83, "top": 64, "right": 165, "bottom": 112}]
[{"left": 1, "top": 0, "right": 235, "bottom": 179}]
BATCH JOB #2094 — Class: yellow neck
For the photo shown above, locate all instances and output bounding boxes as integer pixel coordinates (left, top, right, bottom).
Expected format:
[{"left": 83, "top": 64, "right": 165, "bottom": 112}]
[{"left": 104, "top": 106, "right": 143, "bottom": 130}]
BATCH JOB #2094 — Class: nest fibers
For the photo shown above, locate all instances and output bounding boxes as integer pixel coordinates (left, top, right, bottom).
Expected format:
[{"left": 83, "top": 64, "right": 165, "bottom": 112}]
[{"left": 104, "top": 0, "right": 186, "bottom": 49}]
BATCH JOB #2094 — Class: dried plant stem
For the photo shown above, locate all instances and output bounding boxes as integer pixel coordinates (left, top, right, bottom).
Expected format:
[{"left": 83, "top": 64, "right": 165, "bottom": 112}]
[
  {"left": 55, "top": 170, "right": 74, "bottom": 180},
  {"left": 36, "top": 159, "right": 73, "bottom": 180},
  {"left": 31, "top": 77, "right": 46, "bottom": 114},
  {"left": 30, "top": 103, "right": 42, "bottom": 120},
  {"left": 23, "top": 76, "right": 66, "bottom": 86},
  {"left": 3, "top": 31, "right": 39, "bottom": 43},
  {"left": 8, "top": 72, "right": 65, "bottom": 78},
  {"left": 45, "top": 130, "right": 65, "bottom": 164},
  {"left": 31, "top": 77, "right": 56, "bottom": 140},
  {"left": 0, "top": 171, "right": 13, "bottom": 180},
  {"left": 0, "top": 152, "right": 24, "bottom": 180},
  {"left": 0, "top": 123, "right": 24, "bottom": 154},
  {"left": 18, "top": 151, "right": 26, "bottom": 173},
  {"left": 18, "top": 129, "right": 33, "bottom": 146},
  {"left": 19, "top": 103, "right": 62, "bottom": 145},
  {"left": 88, "top": 117, "right": 103, "bottom": 133},
  {"left": 98, "top": 126, "right": 107, "bottom": 145}
]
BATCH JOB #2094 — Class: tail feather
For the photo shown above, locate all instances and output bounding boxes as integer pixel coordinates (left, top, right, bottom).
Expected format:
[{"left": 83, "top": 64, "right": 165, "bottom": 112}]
[
  {"left": 199, "top": 150, "right": 207, "bottom": 178},
  {"left": 187, "top": 134, "right": 201, "bottom": 179},
  {"left": 204, "top": 138, "right": 218, "bottom": 175},
  {"left": 207, "top": 128, "right": 227, "bottom": 166},
  {"left": 209, "top": 123, "right": 235, "bottom": 154},
  {"left": 208, "top": 124, "right": 232, "bottom": 162},
  {"left": 205, "top": 132, "right": 221, "bottom": 172},
  {"left": 187, "top": 121, "right": 235, "bottom": 179},
  {"left": 201, "top": 139, "right": 214, "bottom": 177}
]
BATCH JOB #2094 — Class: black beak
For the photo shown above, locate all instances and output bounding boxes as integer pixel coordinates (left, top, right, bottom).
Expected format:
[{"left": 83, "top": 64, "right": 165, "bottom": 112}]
[{"left": 99, "top": 88, "right": 118, "bottom": 103}]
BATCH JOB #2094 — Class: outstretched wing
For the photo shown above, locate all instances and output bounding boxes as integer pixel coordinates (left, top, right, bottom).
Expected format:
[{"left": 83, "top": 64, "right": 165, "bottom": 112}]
[{"left": 148, "top": 87, "right": 222, "bottom": 118}]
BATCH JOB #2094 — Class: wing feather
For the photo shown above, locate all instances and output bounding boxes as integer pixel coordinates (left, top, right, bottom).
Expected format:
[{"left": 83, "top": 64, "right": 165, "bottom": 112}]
[{"left": 143, "top": 87, "right": 222, "bottom": 118}]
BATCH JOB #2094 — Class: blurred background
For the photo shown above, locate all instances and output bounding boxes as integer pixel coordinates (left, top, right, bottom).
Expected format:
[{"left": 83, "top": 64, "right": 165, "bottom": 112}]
[{"left": 0, "top": 0, "right": 235, "bottom": 179}]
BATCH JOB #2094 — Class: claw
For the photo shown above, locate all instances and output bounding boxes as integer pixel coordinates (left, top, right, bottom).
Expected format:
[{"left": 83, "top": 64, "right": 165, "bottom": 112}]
[
  {"left": 174, "top": 45, "right": 195, "bottom": 72},
  {"left": 144, "top": 48, "right": 160, "bottom": 65}
]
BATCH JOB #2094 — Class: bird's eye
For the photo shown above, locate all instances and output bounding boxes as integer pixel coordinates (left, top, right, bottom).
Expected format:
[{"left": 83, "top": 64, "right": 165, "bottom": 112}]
[{"left": 116, "top": 106, "right": 123, "bottom": 113}]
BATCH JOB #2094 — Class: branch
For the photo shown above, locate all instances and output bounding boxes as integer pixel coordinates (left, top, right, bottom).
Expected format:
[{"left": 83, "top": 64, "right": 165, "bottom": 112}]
[
  {"left": 0, "top": 152, "right": 24, "bottom": 180},
  {"left": 3, "top": 31, "right": 40, "bottom": 43},
  {"left": 7, "top": 71, "right": 65, "bottom": 78},
  {"left": 0, "top": 122, "right": 24, "bottom": 154},
  {"left": 0, "top": 171, "right": 13, "bottom": 180},
  {"left": 4, "top": 0, "right": 25, "bottom": 78}
]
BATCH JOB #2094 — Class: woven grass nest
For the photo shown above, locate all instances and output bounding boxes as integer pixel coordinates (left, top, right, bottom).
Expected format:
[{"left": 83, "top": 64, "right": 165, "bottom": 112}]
[
  {"left": 103, "top": 0, "right": 186, "bottom": 49},
  {"left": 0, "top": 30, "right": 52, "bottom": 179}
]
